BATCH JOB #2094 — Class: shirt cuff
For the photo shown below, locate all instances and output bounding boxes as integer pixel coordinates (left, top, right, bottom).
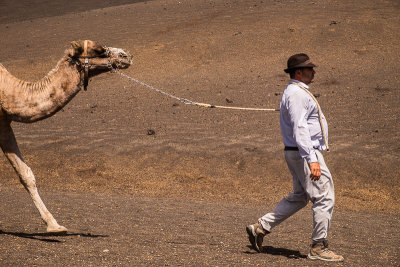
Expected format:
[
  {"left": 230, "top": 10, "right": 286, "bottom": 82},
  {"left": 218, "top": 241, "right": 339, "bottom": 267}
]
[{"left": 306, "top": 150, "right": 318, "bottom": 164}]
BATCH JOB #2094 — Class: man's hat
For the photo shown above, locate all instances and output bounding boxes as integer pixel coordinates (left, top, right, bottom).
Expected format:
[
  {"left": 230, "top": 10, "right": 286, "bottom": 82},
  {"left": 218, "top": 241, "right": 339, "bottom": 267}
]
[{"left": 284, "top": 53, "right": 316, "bottom": 73}]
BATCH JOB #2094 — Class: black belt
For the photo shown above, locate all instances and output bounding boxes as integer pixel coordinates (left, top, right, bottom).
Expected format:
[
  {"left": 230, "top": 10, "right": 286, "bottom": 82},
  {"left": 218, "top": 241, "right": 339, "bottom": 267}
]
[{"left": 284, "top": 146, "right": 321, "bottom": 151}]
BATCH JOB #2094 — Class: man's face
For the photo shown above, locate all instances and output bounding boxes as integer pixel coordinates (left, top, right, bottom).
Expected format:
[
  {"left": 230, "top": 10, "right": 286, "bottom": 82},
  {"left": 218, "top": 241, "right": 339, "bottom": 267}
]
[{"left": 297, "top": 67, "right": 315, "bottom": 84}]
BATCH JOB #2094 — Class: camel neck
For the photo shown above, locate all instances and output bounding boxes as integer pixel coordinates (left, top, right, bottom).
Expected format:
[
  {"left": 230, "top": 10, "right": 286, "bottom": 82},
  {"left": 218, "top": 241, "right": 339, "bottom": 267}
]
[{"left": 0, "top": 58, "right": 82, "bottom": 123}]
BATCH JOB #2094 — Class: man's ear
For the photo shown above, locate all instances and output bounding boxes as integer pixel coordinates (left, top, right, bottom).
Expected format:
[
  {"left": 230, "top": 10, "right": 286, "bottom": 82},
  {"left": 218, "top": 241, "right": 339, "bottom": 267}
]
[{"left": 294, "top": 68, "right": 303, "bottom": 78}]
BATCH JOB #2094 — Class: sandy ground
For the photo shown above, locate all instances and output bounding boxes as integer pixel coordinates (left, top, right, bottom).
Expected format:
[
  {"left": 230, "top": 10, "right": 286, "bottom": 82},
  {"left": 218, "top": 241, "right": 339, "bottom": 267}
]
[{"left": 0, "top": 0, "right": 399, "bottom": 265}]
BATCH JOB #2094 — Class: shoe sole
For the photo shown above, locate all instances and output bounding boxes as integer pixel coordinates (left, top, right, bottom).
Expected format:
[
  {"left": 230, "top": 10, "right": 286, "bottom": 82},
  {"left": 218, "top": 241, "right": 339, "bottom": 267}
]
[{"left": 308, "top": 253, "right": 344, "bottom": 262}]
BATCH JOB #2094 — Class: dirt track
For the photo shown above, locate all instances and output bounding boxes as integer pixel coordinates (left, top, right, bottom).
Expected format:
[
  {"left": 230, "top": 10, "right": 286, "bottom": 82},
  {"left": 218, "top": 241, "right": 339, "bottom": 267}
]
[
  {"left": 0, "top": 0, "right": 399, "bottom": 266},
  {"left": 1, "top": 189, "right": 399, "bottom": 266}
]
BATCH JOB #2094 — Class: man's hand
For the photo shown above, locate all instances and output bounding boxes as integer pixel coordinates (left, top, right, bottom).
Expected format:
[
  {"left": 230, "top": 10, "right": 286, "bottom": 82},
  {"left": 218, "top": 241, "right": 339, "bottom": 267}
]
[{"left": 309, "top": 162, "right": 321, "bottom": 181}]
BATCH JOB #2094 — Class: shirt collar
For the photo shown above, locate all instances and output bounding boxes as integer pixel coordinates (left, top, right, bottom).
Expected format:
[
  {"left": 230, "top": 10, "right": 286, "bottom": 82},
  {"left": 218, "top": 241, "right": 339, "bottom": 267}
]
[{"left": 289, "top": 79, "right": 309, "bottom": 90}]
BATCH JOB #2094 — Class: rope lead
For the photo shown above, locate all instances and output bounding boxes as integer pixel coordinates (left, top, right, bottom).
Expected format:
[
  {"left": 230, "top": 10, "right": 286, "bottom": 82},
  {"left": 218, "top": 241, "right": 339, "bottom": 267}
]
[{"left": 112, "top": 69, "right": 279, "bottom": 112}]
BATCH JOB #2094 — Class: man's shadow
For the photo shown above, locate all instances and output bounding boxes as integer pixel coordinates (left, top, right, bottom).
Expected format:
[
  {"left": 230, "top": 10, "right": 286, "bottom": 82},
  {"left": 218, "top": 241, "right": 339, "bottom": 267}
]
[
  {"left": 0, "top": 229, "right": 108, "bottom": 243},
  {"left": 245, "top": 245, "right": 307, "bottom": 259}
]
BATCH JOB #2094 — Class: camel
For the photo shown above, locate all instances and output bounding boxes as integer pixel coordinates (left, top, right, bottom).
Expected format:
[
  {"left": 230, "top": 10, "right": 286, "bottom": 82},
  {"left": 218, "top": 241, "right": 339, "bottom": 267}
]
[{"left": 0, "top": 40, "right": 132, "bottom": 234}]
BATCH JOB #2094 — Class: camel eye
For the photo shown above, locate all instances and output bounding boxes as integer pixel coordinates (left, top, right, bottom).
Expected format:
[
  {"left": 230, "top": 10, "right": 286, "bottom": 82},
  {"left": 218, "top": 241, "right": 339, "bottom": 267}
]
[{"left": 95, "top": 47, "right": 106, "bottom": 55}]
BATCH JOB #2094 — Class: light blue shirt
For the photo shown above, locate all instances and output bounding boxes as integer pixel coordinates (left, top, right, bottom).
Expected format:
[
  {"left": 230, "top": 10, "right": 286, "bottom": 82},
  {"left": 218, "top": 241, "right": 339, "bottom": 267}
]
[{"left": 280, "top": 79, "right": 328, "bottom": 163}]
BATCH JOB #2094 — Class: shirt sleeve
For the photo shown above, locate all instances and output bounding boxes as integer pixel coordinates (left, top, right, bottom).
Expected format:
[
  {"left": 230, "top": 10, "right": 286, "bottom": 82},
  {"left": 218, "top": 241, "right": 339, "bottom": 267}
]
[{"left": 286, "top": 91, "right": 318, "bottom": 163}]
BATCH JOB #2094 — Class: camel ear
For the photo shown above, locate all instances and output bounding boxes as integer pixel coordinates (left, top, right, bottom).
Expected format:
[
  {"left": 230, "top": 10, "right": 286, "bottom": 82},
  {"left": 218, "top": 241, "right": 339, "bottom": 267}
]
[
  {"left": 69, "top": 41, "right": 83, "bottom": 57},
  {"left": 71, "top": 41, "right": 81, "bottom": 49}
]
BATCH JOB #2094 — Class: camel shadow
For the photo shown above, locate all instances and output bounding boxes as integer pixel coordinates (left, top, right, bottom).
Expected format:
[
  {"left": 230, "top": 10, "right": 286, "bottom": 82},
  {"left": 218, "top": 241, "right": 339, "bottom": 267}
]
[
  {"left": 245, "top": 245, "right": 307, "bottom": 259},
  {"left": 0, "top": 229, "right": 108, "bottom": 243}
]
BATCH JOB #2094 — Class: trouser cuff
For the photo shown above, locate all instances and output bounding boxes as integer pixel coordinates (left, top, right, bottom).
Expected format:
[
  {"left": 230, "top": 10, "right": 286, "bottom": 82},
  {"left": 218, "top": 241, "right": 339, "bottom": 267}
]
[{"left": 258, "top": 219, "right": 272, "bottom": 233}]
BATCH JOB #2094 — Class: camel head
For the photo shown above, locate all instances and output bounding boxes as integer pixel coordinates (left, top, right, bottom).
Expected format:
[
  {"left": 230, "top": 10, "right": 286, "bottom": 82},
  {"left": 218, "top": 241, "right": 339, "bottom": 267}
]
[{"left": 67, "top": 40, "right": 132, "bottom": 89}]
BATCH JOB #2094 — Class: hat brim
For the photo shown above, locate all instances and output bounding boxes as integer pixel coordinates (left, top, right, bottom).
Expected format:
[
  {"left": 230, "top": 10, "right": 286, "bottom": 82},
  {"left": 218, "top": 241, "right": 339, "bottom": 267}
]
[{"left": 284, "top": 61, "right": 316, "bottom": 73}]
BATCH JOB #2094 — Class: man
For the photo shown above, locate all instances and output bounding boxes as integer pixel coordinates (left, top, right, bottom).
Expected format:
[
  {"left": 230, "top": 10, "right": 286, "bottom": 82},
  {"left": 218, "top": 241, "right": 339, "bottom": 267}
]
[{"left": 246, "top": 54, "right": 344, "bottom": 262}]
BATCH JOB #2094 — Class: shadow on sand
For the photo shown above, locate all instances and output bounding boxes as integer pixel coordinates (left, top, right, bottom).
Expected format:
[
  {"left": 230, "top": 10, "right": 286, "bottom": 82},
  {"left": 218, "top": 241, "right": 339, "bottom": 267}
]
[
  {"left": 245, "top": 245, "right": 307, "bottom": 259},
  {"left": 0, "top": 229, "right": 108, "bottom": 243}
]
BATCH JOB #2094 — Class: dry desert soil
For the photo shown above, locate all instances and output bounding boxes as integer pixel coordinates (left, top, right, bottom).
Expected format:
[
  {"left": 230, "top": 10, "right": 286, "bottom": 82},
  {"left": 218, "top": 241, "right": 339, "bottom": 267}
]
[{"left": 0, "top": 0, "right": 399, "bottom": 266}]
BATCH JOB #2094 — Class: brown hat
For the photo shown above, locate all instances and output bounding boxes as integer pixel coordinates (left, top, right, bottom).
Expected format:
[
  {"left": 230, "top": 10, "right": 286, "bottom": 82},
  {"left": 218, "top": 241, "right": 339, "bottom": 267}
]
[{"left": 284, "top": 53, "right": 316, "bottom": 73}]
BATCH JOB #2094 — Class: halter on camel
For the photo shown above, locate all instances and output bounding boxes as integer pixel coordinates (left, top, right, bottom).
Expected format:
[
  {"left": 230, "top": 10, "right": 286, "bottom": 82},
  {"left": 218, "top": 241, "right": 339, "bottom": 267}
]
[
  {"left": 72, "top": 40, "right": 113, "bottom": 91},
  {"left": 82, "top": 40, "right": 90, "bottom": 91}
]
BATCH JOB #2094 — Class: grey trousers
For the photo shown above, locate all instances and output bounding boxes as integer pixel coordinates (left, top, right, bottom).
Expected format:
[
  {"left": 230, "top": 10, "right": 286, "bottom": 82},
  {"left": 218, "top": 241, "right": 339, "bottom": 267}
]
[{"left": 259, "top": 150, "right": 335, "bottom": 243}]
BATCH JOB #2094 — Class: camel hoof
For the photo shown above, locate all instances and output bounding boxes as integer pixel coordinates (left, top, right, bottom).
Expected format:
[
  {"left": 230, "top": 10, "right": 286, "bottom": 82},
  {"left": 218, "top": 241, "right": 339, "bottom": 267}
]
[{"left": 47, "top": 225, "right": 68, "bottom": 235}]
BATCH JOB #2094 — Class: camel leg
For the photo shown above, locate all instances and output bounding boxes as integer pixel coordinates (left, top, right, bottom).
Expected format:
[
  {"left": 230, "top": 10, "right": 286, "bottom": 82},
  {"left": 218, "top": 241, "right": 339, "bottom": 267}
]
[{"left": 0, "top": 121, "right": 67, "bottom": 233}]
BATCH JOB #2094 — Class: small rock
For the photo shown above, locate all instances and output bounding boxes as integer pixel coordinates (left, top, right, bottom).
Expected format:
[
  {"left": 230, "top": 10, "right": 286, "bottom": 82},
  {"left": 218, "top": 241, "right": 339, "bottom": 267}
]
[
  {"left": 226, "top": 98, "right": 233, "bottom": 103},
  {"left": 147, "top": 129, "right": 156, "bottom": 135}
]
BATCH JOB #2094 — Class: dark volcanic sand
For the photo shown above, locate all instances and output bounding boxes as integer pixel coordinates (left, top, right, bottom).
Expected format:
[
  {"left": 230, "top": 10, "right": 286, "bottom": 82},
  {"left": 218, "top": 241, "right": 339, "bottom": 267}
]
[{"left": 0, "top": 0, "right": 399, "bottom": 265}]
